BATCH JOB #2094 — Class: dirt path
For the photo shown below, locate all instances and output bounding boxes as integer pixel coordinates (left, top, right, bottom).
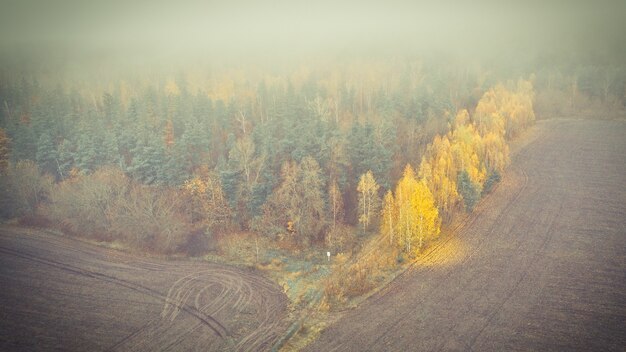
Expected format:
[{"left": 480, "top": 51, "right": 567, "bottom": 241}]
[
  {"left": 0, "top": 227, "right": 289, "bottom": 351},
  {"left": 306, "top": 119, "right": 626, "bottom": 351}
]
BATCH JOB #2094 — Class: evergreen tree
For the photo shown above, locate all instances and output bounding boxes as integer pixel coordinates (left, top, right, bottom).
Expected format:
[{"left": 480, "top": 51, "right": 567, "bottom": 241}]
[
  {"left": 318, "top": 125, "right": 349, "bottom": 189},
  {"left": 35, "top": 132, "right": 58, "bottom": 177},
  {"left": 75, "top": 134, "right": 98, "bottom": 174},
  {"left": 348, "top": 122, "right": 393, "bottom": 188},
  {"left": 127, "top": 136, "right": 166, "bottom": 184},
  {"left": 248, "top": 165, "right": 275, "bottom": 218},
  {"left": 56, "top": 139, "right": 75, "bottom": 180},
  {"left": 101, "top": 131, "right": 120, "bottom": 167},
  {"left": 161, "top": 143, "right": 190, "bottom": 186},
  {"left": 297, "top": 156, "right": 326, "bottom": 241},
  {"left": 11, "top": 123, "right": 36, "bottom": 161},
  {"left": 457, "top": 170, "right": 480, "bottom": 212},
  {"left": 102, "top": 92, "right": 121, "bottom": 123},
  {"left": 180, "top": 121, "right": 210, "bottom": 171}
]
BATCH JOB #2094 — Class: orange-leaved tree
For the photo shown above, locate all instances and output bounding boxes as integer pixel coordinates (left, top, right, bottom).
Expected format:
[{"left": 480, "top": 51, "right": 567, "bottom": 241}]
[{"left": 182, "top": 167, "right": 232, "bottom": 231}]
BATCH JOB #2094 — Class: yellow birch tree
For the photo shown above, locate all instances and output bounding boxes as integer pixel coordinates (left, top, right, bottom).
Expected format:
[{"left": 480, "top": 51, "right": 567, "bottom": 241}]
[
  {"left": 357, "top": 170, "right": 380, "bottom": 231},
  {"left": 410, "top": 180, "right": 440, "bottom": 249},
  {"left": 380, "top": 190, "right": 397, "bottom": 246},
  {"left": 395, "top": 165, "right": 419, "bottom": 253}
]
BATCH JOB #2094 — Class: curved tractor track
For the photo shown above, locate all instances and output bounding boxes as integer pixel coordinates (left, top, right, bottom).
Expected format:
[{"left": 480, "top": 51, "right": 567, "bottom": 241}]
[
  {"left": 307, "top": 119, "right": 626, "bottom": 351},
  {"left": 0, "top": 227, "right": 288, "bottom": 351}
]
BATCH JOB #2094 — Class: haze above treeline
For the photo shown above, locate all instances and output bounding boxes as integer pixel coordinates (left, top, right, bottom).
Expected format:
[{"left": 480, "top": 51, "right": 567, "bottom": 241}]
[{"left": 1, "top": 0, "right": 625, "bottom": 75}]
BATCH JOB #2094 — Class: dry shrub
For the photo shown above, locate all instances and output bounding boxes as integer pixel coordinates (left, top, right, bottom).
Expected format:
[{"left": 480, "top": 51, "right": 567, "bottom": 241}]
[
  {"left": 324, "top": 234, "right": 399, "bottom": 306},
  {"left": 41, "top": 167, "right": 128, "bottom": 239},
  {"left": 317, "top": 295, "right": 331, "bottom": 312},
  {"left": 17, "top": 213, "right": 51, "bottom": 228},
  {"left": 325, "top": 224, "right": 358, "bottom": 254},
  {"left": 182, "top": 228, "right": 213, "bottom": 257},
  {"left": 275, "top": 232, "right": 301, "bottom": 253},
  {"left": 41, "top": 166, "right": 190, "bottom": 253},
  {"left": 216, "top": 232, "right": 265, "bottom": 263},
  {"left": 323, "top": 253, "right": 372, "bottom": 304},
  {"left": 0, "top": 160, "right": 53, "bottom": 219},
  {"left": 110, "top": 185, "right": 190, "bottom": 253},
  {"left": 534, "top": 88, "right": 569, "bottom": 118},
  {"left": 535, "top": 88, "right": 625, "bottom": 119}
]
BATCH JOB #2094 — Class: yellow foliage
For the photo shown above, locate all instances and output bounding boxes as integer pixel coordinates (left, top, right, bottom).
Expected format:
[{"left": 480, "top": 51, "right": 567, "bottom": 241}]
[
  {"left": 380, "top": 190, "right": 397, "bottom": 247},
  {"left": 474, "top": 89, "right": 505, "bottom": 138},
  {"left": 419, "top": 134, "right": 460, "bottom": 218},
  {"left": 416, "top": 79, "right": 534, "bottom": 222},
  {"left": 410, "top": 180, "right": 440, "bottom": 241},
  {"left": 206, "top": 75, "right": 235, "bottom": 102},
  {"left": 290, "top": 65, "right": 311, "bottom": 90},
  {"left": 366, "top": 79, "right": 536, "bottom": 273},
  {"left": 164, "top": 79, "right": 180, "bottom": 96},
  {"left": 471, "top": 79, "right": 535, "bottom": 176},
  {"left": 475, "top": 80, "right": 535, "bottom": 140},
  {"left": 357, "top": 170, "right": 380, "bottom": 231},
  {"left": 182, "top": 171, "right": 231, "bottom": 229},
  {"left": 482, "top": 132, "right": 509, "bottom": 173},
  {"left": 118, "top": 80, "right": 131, "bottom": 109},
  {"left": 449, "top": 117, "right": 486, "bottom": 187},
  {"left": 393, "top": 165, "right": 440, "bottom": 254}
]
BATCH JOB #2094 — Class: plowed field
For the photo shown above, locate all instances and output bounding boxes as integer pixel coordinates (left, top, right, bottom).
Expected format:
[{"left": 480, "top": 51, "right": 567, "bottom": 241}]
[
  {"left": 307, "top": 119, "right": 626, "bottom": 351},
  {"left": 0, "top": 227, "right": 288, "bottom": 351}
]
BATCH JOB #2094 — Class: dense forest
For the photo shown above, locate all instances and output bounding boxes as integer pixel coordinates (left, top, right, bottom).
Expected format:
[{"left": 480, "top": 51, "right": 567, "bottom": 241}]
[
  {"left": 1, "top": 2, "right": 626, "bottom": 302},
  {"left": 0, "top": 2, "right": 625, "bottom": 351},
  {"left": 1, "top": 57, "right": 625, "bottom": 259}
]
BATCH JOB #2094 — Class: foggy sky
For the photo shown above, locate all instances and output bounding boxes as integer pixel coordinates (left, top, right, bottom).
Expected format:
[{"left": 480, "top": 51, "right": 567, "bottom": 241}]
[{"left": 1, "top": 0, "right": 625, "bottom": 65}]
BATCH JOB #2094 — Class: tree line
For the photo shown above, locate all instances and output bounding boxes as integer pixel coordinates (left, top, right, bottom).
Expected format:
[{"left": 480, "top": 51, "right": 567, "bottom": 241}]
[
  {"left": 0, "top": 57, "right": 531, "bottom": 255},
  {"left": 322, "top": 79, "right": 535, "bottom": 302}
]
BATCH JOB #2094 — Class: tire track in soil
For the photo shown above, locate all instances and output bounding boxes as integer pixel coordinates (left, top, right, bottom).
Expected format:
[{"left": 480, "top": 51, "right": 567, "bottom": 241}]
[
  {"left": 458, "top": 162, "right": 562, "bottom": 350},
  {"left": 0, "top": 245, "right": 230, "bottom": 339},
  {"left": 464, "top": 197, "right": 564, "bottom": 352},
  {"left": 104, "top": 264, "right": 287, "bottom": 351},
  {"left": 0, "top": 227, "right": 289, "bottom": 352}
]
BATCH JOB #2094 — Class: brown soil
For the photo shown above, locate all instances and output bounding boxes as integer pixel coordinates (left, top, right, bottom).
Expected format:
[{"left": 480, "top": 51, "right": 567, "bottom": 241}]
[
  {"left": 0, "top": 227, "right": 289, "bottom": 351},
  {"left": 306, "top": 119, "right": 626, "bottom": 351}
]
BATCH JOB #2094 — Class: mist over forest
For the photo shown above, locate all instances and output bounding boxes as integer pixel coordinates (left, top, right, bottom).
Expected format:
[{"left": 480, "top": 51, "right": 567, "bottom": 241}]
[
  {"left": 1, "top": 0, "right": 625, "bottom": 245},
  {"left": 1, "top": 0, "right": 625, "bottom": 70},
  {"left": 1, "top": 1, "right": 626, "bottom": 351},
  {"left": 0, "top": 0, "right": 624, "bottom": 239}
]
